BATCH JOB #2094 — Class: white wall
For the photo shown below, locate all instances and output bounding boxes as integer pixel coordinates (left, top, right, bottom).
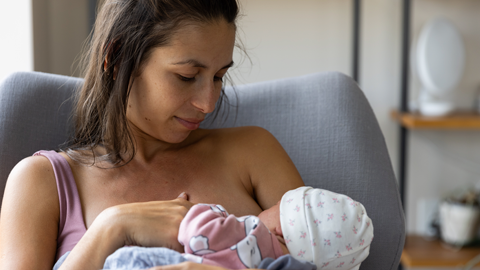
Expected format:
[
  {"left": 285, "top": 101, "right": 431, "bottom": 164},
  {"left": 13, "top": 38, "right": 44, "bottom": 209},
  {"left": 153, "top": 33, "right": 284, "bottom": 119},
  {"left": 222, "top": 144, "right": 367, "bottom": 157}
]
[
  {"left": 32, "top": 0, "right": 89, "bottom": 77},
  {"left": 233, "top": 0, "right": 480, "bottom": 245},
  {"left": 232, "top": 0, "right": 352, "bottom": 84},
  {"left": 0, "top": 1, "right": 33, "bottom": 83}
]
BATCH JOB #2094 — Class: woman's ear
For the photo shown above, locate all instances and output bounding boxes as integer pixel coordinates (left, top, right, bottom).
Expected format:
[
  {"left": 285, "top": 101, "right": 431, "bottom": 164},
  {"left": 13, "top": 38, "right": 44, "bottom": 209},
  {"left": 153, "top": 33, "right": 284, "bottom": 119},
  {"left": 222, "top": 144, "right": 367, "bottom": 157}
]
[
  {"left": 103, "top": 40, "right": 121, "bottom": 80},
  {"left": 104, "top": 57, "right": 119, "bottom": 81},
  {"left": 103, "top": 57, "right": 109, "bottom": 73},
  {"left": 113, "top": 65, "right": 118, "bottom": 80}
]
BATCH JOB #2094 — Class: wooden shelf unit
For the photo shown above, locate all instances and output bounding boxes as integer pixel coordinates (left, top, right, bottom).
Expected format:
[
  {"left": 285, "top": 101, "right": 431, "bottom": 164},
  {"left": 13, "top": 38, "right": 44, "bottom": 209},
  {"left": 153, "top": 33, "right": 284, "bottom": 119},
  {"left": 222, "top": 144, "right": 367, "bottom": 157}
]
[
  {"left": 391, "top": 110, "right": 480, "bottom": 129},
  {"left": 401, "top": 235, "right": 480, "bottom": 267}
]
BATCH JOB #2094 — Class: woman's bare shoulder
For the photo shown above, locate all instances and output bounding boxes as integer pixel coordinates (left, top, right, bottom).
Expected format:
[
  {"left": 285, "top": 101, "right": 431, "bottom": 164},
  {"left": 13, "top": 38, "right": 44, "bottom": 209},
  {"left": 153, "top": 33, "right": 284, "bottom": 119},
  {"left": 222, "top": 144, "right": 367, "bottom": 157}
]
[
  {"left": 195, "top": 126, "right": 280, "bottom": 158},
  {"left": 200, "top": 126, "right": 274, "bottom": 144},
  {"left": 7, "top": 155, "right": 57, "bottom": 186},
  {"left": 2, "top": 155, "right": 59, "bottom": 220},
  {"left": 0, "top": 155, "right": 59, "bottom": 269},
  {"left": 197, "top": 126, "right": 285, "bottom": 162},
  {"left": 2, "top": 155, "right": 59, "bottom": 219}
]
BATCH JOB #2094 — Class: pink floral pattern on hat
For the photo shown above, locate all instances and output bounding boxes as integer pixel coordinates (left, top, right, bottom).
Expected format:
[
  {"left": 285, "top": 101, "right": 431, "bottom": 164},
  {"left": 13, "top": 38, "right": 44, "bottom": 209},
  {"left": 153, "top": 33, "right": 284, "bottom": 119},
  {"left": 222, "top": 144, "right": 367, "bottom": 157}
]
[{"left": 280, "top": 186, "right": 374, "bottom": 270}]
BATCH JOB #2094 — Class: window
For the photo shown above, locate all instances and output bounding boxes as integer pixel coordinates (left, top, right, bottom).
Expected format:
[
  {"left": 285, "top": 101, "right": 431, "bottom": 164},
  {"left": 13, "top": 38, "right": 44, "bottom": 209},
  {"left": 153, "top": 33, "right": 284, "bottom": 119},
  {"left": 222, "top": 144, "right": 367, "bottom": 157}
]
[{"left": 0, "top": 1, "right": 33, "bottom": 83}]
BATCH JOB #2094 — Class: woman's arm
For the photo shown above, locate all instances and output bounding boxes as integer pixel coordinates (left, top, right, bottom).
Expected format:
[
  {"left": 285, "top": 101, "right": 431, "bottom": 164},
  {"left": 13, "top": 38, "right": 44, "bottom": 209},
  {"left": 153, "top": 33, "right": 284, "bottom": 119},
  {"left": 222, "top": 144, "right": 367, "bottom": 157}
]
[
  {"left": 0, "top": 156, "right": 60, "bottom": 270},
  {"left": 58, "top": 196, "right": 193, "bottom": 270},
  {"left": 0, "top": 156, "right": 193, "bottom": 270},
  {"left": 234, "top": 127, "right": 305, "bottom": 210}
]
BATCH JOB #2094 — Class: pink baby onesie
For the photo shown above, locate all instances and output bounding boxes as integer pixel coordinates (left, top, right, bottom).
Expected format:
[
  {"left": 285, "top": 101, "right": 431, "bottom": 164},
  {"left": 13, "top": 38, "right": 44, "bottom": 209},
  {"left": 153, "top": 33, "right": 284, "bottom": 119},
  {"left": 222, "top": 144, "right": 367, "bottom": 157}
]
[{"left": 178, "top": 204, "right": 284, "bottom": 269}]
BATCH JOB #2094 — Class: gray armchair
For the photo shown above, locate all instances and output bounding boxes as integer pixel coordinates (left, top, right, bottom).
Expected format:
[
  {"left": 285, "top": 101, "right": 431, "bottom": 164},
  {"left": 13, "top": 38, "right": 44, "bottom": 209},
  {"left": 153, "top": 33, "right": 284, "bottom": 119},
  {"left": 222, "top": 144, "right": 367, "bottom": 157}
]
[{"left": 0, "top": 71, "right": 405, "bottom": 269}]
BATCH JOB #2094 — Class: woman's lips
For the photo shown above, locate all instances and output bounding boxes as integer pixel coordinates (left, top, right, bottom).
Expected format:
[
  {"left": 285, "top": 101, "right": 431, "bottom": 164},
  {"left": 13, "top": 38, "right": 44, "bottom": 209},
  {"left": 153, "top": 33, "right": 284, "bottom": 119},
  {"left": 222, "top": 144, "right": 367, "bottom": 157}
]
[{"left": 175, "top": 117, "right": 203, "bottom": 130}]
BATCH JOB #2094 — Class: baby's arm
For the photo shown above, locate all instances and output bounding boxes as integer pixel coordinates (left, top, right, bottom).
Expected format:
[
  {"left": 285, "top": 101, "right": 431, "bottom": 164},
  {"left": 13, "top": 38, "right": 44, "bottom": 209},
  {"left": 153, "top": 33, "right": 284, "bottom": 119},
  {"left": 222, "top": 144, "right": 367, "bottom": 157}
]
[{"left": 178, "top": 204, "right": 248, "bottom": 254}]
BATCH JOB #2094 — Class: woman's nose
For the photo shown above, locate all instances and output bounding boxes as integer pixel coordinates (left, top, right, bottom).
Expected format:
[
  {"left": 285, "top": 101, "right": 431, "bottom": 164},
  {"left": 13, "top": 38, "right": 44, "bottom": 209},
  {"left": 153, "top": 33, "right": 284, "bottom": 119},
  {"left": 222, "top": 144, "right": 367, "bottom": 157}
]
[{"left": 191, "top": 80, "right": 221, "bottom": 114}]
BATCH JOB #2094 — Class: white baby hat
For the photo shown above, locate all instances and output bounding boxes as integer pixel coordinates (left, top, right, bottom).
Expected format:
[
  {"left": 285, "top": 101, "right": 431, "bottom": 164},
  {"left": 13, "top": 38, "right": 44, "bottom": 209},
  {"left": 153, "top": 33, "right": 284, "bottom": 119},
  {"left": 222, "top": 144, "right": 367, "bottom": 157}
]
[{"left": 279, "top": 186, "right": 373, "bottom": 270}]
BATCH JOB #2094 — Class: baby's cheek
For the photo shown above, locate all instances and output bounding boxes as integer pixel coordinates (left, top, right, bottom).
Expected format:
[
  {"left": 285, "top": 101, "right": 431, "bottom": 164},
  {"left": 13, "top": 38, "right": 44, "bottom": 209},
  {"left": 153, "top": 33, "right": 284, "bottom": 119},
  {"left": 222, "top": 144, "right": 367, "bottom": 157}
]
[{"left": 275, "top": 219, "right": 283, "bottom": 237}]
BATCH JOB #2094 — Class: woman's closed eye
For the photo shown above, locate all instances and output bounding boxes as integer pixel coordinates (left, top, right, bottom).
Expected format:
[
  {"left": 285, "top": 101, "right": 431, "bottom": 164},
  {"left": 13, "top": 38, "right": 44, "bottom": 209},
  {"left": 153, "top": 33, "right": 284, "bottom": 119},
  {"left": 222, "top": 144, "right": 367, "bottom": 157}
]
[
  {"left": 178, "top": 75, "right": 223, "bottom": 82},
  {"left": 178, "top": 75, "right": 195, "bottom": 82}
]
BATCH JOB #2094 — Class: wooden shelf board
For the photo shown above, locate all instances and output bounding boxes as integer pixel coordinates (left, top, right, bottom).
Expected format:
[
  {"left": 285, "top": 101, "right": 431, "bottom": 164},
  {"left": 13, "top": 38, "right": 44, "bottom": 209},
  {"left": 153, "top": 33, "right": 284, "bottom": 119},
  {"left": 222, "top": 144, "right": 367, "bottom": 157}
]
[
  {"left": 391, "top": 110, "right": 480, "bottom": 129},
  {"left": 401, "top": 235, "right": 480, "bottom": 267}
]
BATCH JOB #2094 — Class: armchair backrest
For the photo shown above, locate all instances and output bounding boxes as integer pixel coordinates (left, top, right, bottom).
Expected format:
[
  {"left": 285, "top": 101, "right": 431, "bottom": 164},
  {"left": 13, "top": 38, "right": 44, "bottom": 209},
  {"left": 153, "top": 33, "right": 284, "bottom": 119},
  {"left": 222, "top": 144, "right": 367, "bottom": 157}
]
[
  {"left": 203, "top": 72, "right": 405, "bottom": 269},
  {"left": 0, "top": 71, "right": 405, "bottom": 269},
  {"left": 0, "top": 72, "right": 81, "bottom": 200}
]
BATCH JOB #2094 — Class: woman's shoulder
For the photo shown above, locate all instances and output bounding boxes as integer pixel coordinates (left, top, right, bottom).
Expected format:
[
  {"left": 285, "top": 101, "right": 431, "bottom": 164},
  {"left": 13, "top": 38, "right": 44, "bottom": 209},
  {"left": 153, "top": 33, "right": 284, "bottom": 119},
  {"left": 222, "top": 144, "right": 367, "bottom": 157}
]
[
  {"left": 9, "top": 155, "right": 56, "bottom": 181},
  {"left": 0, "top": 155, "right": 60, "bottom": 269},
  {"left": 3, "top": 154, "right": 59, "bottom": 221},
  {"left": 195, "top": 126, "right": 278, "bottom": 154},
  {"left": 200, "top": 126, "right": 276, "bottom": 144},
  {"left": 6, "top": 155, "right": 58, "bottom": 199},
  {"left": 197, "top": 126, "right": 284, "bottom": 164}
]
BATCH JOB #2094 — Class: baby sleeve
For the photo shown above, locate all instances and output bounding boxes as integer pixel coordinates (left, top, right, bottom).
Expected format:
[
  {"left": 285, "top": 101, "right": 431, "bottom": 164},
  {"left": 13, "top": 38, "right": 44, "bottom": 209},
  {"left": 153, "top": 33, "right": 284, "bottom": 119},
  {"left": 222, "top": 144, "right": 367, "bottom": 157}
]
[{"left": 178, "top": 204, "right": 284, "bottom": 269}]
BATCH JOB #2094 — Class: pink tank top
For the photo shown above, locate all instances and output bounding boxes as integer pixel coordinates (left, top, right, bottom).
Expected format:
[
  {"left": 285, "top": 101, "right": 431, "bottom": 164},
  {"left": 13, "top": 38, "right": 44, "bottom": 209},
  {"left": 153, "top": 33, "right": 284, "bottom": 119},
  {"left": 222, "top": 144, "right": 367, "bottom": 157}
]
[{"left": 33, "top": 150, "right": 86, "bottom": 261}]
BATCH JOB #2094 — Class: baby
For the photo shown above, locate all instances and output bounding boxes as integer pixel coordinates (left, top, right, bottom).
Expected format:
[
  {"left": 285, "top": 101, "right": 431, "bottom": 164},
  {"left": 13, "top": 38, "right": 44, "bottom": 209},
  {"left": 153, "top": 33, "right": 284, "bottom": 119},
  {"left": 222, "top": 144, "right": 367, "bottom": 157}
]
[
  {"left": 54, "top": 187, "right": 373, "bottom": 270},
  {"left": 175, "top": 186, "right": 373, "bottom": 270}
]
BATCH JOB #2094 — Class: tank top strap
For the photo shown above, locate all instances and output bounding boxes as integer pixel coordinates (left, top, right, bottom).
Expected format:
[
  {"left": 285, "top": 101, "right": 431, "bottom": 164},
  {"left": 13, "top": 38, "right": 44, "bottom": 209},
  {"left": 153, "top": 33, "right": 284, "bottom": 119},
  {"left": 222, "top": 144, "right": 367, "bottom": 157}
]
[{"left": 33, "top": 150, "right": 87, "bottom": 260}]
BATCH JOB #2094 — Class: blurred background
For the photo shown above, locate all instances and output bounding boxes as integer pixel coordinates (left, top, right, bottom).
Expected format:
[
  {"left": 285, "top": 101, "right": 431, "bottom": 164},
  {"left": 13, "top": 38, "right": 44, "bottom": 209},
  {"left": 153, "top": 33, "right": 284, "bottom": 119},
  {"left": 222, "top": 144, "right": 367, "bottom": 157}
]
[{"left": 2, "top": 0, "right": 480, "bottom": 269}]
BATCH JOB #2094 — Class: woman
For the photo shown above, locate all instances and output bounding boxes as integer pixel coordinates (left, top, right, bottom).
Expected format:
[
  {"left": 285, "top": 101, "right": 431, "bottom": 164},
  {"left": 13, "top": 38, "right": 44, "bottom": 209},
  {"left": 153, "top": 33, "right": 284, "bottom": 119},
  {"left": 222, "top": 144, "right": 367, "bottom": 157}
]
[{"left": 0, "top": 1, "right": 304, "bottom": 269}]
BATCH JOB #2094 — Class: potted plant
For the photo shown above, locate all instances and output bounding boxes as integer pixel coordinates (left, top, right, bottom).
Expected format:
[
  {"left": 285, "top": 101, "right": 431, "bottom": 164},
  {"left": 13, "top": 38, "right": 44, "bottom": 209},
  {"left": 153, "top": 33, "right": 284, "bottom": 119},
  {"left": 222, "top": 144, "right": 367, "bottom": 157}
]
[{"left": 439, "top": 188, "right": 480, "bottom": 246}]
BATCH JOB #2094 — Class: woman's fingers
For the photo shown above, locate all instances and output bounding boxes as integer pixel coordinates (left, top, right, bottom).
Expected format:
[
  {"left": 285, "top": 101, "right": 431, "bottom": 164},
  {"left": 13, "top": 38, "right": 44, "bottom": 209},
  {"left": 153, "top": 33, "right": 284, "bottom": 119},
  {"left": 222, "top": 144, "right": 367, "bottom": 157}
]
[
  {"left": 177, "top": 192, "right": 188, "bottom": 200},
  {"left": 175, "top": 192, "right": 193, "bottom": 210},
  {"left": 99, "top": 196, "right": 194, "bottom": 251}
]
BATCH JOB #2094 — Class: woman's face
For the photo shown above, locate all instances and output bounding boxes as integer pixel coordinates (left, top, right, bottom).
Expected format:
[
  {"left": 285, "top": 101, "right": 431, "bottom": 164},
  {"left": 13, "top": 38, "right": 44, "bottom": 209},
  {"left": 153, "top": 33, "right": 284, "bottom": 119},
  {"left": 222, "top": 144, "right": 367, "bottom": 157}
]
[{"left": 126, "top": 20, "right": 235, "bottom": 144}]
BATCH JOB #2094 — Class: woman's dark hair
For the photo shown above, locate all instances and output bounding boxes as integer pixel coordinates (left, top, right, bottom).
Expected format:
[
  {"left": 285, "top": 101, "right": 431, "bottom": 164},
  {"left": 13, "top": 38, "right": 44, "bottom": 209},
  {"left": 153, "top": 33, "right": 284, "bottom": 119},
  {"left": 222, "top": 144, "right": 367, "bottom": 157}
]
[{"left": 64, "top": 0, "right": 240, "bottom": 167}]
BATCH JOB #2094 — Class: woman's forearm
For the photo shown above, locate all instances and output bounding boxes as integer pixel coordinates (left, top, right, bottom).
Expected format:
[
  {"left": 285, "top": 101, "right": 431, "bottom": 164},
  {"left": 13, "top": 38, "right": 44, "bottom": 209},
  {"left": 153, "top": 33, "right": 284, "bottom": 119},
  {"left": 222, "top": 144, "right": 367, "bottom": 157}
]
[
  {"left": 58, "top": 208, "right": 125, "bottom": 270},
  {"left": 58, "top": 196, "right": 192, "bottom": 270}
]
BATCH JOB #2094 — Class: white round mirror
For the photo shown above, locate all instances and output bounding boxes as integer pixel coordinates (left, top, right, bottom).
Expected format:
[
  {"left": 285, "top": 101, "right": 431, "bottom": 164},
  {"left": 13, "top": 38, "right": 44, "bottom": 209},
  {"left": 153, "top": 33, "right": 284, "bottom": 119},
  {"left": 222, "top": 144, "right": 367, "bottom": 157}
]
[{"left": 416, "top": 17, "right": 465, "bottom": 96}]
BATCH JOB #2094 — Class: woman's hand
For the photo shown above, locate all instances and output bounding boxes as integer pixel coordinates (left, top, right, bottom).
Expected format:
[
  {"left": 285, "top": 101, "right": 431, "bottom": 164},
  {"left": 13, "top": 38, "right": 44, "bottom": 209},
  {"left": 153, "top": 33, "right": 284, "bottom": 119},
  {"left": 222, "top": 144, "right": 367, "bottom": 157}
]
[
  {"left": 59, "top": 192, "right": 193, "bottom": 270},
  {"left": 107, "top": 192, "right": 193, "bottom": 252}
]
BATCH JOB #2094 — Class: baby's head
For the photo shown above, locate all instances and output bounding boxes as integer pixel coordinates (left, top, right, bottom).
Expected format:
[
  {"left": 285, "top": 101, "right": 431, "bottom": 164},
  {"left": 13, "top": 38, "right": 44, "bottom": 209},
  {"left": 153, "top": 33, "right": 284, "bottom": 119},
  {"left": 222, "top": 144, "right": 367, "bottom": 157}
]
[{"left": 260, "top": 186, "right": 374, "bottom": 269}]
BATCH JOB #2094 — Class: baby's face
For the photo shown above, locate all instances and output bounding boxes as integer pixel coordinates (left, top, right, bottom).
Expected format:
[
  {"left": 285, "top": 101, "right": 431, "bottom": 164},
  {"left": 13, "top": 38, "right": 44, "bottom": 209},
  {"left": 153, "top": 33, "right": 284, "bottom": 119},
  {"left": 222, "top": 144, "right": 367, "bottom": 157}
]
[{"left": 258, "top": 200, "right": 283, "bottom": 237}]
